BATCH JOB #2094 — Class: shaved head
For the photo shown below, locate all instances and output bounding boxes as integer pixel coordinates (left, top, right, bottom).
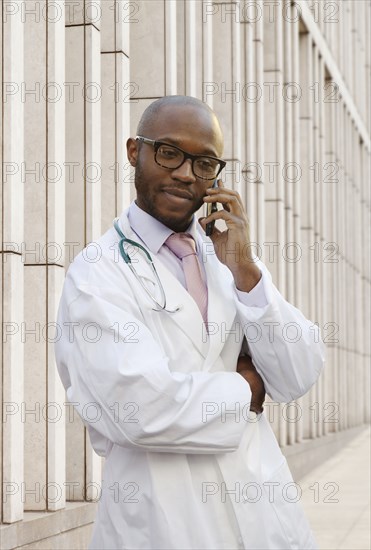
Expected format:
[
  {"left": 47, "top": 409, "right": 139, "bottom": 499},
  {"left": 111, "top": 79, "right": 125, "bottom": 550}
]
[{"left": 137, "top": 96, "right": 223, "bottom": 153}]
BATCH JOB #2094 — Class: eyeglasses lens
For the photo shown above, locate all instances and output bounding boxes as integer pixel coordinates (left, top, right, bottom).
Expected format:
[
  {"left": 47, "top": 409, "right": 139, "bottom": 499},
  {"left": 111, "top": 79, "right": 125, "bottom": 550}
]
[{"left": 155, "top": 144, "right": 220, "bottom": 180}]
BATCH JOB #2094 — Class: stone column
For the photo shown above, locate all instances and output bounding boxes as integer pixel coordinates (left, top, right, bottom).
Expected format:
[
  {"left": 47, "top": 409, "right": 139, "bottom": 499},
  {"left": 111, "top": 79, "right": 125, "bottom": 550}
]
[
  {"left": 291, "top": 7, "right": 303, "bottom": 444},
  {"left": 101, "top": 0, "right": 131, "bottom": 231},
  {"left": 299, "top": 29, "right": 316, "bottom": 440},
  {"left": 129, "top": 0, "right": 166, "bottom": 148},
  {"left": 65, "top": 0, "right": 102, "bottom": 502},
  {"left": 1, "top": 0, "right": 25, "bottom": 523},
  {"left": 262, "top": 2, "right": 286, "bottom": 445},
  {"left": 21, "top": 0, "right": 66, "bottom": 513}
]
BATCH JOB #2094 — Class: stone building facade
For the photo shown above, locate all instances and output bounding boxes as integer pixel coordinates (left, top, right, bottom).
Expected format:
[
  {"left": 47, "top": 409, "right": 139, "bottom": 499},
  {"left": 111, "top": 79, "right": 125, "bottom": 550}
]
[{"left": 1, "top": 0, "right": 370, "bottom": 548}]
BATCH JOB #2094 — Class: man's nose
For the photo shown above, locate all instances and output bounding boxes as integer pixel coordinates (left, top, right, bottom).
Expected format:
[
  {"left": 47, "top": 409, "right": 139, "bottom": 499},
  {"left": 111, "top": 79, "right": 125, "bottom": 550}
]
[{"left": 171, "top": 158, "right": 196, "bottom": 182}]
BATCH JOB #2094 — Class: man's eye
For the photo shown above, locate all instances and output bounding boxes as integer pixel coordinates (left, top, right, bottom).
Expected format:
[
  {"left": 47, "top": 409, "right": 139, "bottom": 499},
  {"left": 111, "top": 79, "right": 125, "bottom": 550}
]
[
  {"left": 159, "top": 147, "right": 179, "bottom": 158},
  {"left": 197, "top": 159, "right": 216, "bottom": 170}
]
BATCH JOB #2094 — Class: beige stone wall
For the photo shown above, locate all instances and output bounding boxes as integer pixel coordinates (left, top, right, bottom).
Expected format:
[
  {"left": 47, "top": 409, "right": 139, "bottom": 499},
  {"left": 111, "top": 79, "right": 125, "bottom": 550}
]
[{"left": 1, "top": 0, "right": 370, "bottom": 548}]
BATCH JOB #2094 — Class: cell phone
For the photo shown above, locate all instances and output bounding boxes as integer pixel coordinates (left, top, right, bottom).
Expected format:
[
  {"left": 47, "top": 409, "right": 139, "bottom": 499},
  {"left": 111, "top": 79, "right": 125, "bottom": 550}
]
[{"left": 206, "top": 179, "right": 218, "bottom": 237}]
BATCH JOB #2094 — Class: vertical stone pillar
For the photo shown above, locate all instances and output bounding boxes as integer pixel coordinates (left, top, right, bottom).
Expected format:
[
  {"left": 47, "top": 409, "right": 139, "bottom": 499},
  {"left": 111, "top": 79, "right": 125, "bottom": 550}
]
[
  {"left": 352, "top": 2, "right": 360, "bottom": 118},
  {"left": 299, "top": 30, "right": 316, "bottom": 440},
  {"left": 254, "top": 11, "right": 265, "bottom": 247},
  {"left": 185, "top": 0, "right": 203, "bottom": 98},
  {"left": 262, "top": 2, "right": 286, "bottom": 445},
  {"left": 344, "top": 114, "right": 353, "bottom": 428},
  {"left": 324, "top": 78, "right": 339, "bottom": 433},
  {"left": 86, "top": 0, "right": 102, "bottom": 501},
  {"left": 311, "top": 45, "right": 322, "bottom": 438},
  {"left": 283, "top": 0, "right": 298, "bottom": 445},
  {"left": 361, "top": 142, "right": 370, "bottom": 423},
  {"left": 21, "top": 0, "right": 66, "bottom": 513},
  {"left": 46, "top": 0, "right": 67, "bottom": 510},
  {"left": 202, "top": 0, "right": 214, "bottom": 108},
  {"left": 129, "top": 0, "right": 166, "bottom": 142},
  {"left": 1, "top": 0, "right": 25, "bottom": 523},
  {"left": 336, "top": 101, "right": 346, "bottom": 431},
  {"left": 318, "top": 57, "right": 328, "bottom": 436},
  {"left": 337, "top": 0, "right": 344, "bottom": 74},
  {"left": 231, "top": 6, "right": 242, "bottom": 181},
  {"left": 165, "top": 0, "right": 177, "bottom": 96},
  {"left": 283, "top": 1, "right": 294, "bottom": 306},
  {"left": 101, "top": 0, "right": 130, "bottom": 231},
  {"left": 65, "top": 1, "right": 86, "bottom": 502},
  {"left": 65, "top": 0, "right": 102, "bottom": 501},
  {"left": 241, "top": 18, "right": 258, "bottom": 242},
  {"left": 366, "top": 2, "right": 371, "bottom": 132},
  {"left": 291, "top": 8, "right": 302, "bottom": 444},
  {"left": 262, "top": 1, "right": 285, "bottom": 289},
  {"left": 205, "top": 2, "right": 237, "bottom": 177},
  {"left": 22, "top": 0, "right": 48, "bottom": 512},
  {"left": 199, "top": 1, "right": 242, "bottom": 222},
  {"left": 352, "top": 124, "right": 363, "bottom": 427}
]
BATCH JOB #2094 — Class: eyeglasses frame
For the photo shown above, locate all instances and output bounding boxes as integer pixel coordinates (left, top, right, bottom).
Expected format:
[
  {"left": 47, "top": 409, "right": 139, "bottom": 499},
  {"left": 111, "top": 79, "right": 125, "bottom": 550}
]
[{"left": 135, "top": 135, "right": 226, "bottom": 180}]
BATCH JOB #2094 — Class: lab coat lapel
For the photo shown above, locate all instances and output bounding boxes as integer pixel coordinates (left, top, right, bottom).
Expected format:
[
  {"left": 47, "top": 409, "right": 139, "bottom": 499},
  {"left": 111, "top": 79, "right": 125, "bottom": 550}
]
[
  {"left": 117, "top": 211, "right": 209, "bottom": 358},
  {"left": 198, "top": 235, "right": 240, "bottom": 371}
]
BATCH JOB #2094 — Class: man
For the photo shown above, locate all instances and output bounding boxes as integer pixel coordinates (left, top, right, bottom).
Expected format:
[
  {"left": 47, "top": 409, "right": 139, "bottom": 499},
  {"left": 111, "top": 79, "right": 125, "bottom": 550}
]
[{"left": 55, "top": 96, "right": 325, "bottom": 549}]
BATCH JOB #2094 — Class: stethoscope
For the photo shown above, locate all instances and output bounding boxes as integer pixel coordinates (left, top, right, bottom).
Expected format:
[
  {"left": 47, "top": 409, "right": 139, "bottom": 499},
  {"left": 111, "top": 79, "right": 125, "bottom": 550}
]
[{"left": 113, "top": 218, "right": 181, "bottom": 313}]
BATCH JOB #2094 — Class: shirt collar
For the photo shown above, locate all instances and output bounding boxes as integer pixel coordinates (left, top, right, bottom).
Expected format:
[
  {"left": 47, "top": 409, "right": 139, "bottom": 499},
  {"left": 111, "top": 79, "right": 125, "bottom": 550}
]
[{"left": 128, "top": 200, "right": 200, "bottom": 254}]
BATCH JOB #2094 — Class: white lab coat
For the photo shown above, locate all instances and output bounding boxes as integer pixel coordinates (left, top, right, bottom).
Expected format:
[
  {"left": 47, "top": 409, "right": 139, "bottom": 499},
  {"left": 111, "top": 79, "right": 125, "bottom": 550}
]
[{"left": 55, "top": 208, "right": 325, "bottom": 550}]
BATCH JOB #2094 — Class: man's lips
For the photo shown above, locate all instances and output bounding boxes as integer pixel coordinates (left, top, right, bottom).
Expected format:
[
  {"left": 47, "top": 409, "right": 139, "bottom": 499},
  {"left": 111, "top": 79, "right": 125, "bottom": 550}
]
[{"left": 162, "top": 188, "right": 194, "bottom": 200}]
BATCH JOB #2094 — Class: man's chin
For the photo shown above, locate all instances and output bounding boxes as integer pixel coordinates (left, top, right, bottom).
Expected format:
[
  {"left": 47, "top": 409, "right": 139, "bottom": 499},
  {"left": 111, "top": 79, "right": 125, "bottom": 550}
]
[
  {"left": 156, "top": 210, "right": 194, "bottom": 233},
  {"left": 136, "top": 195, "right": 198, "bottom": 232}
]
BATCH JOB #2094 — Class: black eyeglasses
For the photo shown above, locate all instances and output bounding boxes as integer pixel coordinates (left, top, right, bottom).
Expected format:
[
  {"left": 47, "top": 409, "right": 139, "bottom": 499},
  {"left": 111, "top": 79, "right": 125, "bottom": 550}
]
[{"left": 136, "top": 136, "right": 226, "bottom": 180}]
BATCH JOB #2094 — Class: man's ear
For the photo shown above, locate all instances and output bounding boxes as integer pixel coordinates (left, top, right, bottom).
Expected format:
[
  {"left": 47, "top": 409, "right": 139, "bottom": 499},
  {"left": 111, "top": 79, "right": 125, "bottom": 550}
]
[{"left": 126, "top": 137, "right": 138, "bottom": 167}]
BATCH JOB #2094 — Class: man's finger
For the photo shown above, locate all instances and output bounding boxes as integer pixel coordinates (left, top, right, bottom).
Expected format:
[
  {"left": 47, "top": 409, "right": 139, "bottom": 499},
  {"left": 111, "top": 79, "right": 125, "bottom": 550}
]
[{"left": 205, "top": 188, "right": 244, "bottom": 212}]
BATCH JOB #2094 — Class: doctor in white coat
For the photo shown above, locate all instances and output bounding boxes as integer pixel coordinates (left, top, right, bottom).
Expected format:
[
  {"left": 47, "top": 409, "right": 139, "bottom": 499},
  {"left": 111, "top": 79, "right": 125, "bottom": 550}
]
[{"left": 55, "top": 96, "right": 325, "bottom": 550}]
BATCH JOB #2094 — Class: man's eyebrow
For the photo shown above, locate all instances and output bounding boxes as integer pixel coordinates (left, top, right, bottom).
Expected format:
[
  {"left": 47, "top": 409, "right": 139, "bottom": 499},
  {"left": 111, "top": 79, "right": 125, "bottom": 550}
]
[{"left": 155, "top": 136, "right": 220, "bottom": 157}]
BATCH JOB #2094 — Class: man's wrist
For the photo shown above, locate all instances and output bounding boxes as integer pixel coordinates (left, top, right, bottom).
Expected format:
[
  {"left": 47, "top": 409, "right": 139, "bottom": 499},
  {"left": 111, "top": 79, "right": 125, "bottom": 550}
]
[
  {"left": 233, "top": 265, "right": 262, "bottom": 292},
  {"left": 238, "top": 370, "right": 265, "bottom": 413}
]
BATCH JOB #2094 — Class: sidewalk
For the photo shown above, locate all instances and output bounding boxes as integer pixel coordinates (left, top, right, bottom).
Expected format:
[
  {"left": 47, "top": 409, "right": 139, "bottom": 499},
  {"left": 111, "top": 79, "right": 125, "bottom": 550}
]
[{"left": 298, "top": 427, "right": 370, "bottom": 550}]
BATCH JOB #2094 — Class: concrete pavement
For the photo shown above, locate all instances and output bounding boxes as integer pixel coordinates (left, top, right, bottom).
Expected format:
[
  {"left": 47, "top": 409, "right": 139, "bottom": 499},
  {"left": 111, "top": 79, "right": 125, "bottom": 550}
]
[{"left": 299, "top": 427, "right": 370, "bottom": 550}]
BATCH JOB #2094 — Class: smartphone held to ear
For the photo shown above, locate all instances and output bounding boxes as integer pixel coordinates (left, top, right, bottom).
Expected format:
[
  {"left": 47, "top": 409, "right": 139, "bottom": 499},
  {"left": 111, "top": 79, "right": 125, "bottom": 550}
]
[{"left": 206, "top": 179, "right": 218, "bottom": 237}]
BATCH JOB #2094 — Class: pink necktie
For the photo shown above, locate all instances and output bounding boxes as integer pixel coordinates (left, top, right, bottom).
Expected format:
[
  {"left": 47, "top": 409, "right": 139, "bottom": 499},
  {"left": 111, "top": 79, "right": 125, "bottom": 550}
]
[{"left": 165, "top": 233, "right": 208, "bottom": 324}]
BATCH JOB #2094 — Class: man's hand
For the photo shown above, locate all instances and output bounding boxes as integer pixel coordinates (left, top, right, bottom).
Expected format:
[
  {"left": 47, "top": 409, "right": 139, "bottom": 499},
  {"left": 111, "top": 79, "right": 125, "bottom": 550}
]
[
  {"left": 237, "top": 355, "right": 265, "bottom": 414},
  {"left": 199, "top": 180, "right": 262, "bottom": 292}
]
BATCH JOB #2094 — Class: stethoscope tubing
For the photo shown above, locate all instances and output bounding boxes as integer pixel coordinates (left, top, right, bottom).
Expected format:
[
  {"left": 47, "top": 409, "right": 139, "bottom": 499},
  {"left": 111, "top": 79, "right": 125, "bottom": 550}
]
[{"left": 113, "top": 218, "right": 181, "bottom": 313}]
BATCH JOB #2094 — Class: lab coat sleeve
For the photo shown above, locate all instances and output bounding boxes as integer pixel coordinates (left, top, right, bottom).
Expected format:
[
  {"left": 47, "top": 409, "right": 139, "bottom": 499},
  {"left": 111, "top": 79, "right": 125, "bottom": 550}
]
[
  {"left": 234, "top": 260, "right": 325, "bottom": 403},
  {"left": 55, "top": 265, "right": 256, "bottom": 455}
]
